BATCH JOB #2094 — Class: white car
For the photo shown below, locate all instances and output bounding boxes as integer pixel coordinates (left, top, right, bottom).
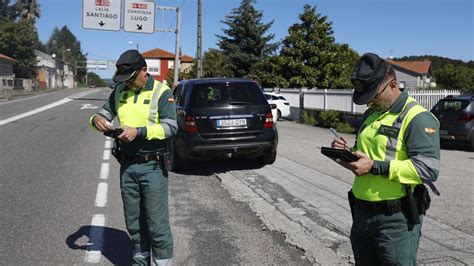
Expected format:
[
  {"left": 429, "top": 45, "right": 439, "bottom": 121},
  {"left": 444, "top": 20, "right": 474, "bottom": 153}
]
[{"left": 264, "top": 92, "right": 290, "bottom": 120}]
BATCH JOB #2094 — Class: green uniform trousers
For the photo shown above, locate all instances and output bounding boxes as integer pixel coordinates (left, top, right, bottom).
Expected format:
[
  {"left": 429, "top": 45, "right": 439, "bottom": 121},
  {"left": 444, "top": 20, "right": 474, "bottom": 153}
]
[
  {"left": 351, "top": 207, "right": 423, "bottom": 266},
  {"left": 120, "top": 160, "right": 173, "bottom": 265}
]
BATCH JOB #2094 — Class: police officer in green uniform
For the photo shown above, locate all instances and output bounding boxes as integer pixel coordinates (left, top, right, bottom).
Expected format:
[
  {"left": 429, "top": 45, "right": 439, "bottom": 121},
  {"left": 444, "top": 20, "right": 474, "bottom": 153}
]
[
  {"left": 331, "top": 53, "right": 440, "bottom": 265},
  {"left": 89, "top": 50, "right": 177, "bottom": 265}
]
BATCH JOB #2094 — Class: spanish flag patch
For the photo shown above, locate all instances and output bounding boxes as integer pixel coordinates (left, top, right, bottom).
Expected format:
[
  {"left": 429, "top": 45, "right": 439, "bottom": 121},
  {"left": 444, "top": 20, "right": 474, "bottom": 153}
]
[
  {"left": 168, "top": 98, "right": 175, "bottom": 102},
  {"left": 424, "top": 128, "right": 436, "bottom": 134}
]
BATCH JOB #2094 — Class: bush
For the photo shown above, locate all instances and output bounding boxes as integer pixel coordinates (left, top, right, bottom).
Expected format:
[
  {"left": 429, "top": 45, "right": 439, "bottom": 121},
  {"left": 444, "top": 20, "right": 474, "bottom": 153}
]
[
  {"left": 319, "top": 110, "right": 340, "bottom": 128},
  {"left": 301, "top": 110, "right": 316, "bottom": 126},
  {"left": 336, "top": 122, "right": 356, "bottom": 133}
]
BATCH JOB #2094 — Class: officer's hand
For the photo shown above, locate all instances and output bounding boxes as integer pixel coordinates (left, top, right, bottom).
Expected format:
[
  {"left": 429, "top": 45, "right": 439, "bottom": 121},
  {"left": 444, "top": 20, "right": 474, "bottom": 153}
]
[
  {"left": 331, "top": 137, "right": 348, "bottom": 149},
  {"left": 117, "top": 125, "right": 137, "bottom": 143},
  {"left": 349, "top": 151, "right": 374, "bottom": 176},
  {"left": 92, "top": 115, "right": 114, "bottom": 132}
]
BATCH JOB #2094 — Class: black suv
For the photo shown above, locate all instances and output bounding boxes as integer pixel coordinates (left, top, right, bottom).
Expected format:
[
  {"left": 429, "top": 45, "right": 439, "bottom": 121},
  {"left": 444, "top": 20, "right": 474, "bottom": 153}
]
[
  {"left": 431, "top": 95, "right": 474, "bottom": 150},
  {"left": 171, "top": 78, "right": 278, "bottom": 169}
]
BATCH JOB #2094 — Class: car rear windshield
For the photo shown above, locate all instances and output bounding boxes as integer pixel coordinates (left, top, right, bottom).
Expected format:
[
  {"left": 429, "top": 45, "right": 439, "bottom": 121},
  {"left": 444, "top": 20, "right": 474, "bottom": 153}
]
[
  {"left": 433, "top": 99, "right": 471, "bottom": 112},
  {"left": 190, "top": 82, "right": 267, "bottom": 108}
]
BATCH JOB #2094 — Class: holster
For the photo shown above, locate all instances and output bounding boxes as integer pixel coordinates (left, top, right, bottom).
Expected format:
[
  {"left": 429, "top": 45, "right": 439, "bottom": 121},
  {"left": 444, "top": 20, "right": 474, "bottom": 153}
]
[
  {"left": 162, "top": 152, "right": 173, "bottom": 171},
  {"left": 414, "top": 184, "right": 431, "bottom": 215},
  {"left": 111, "top": 140, "right": 123, "bottom": 164},
  {"left": 403, "top": 185, "right": 420, "bottom": 225}
]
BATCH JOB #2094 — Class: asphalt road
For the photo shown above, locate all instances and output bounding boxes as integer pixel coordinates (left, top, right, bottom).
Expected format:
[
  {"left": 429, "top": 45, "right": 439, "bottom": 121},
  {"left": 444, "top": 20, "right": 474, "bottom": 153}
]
[
  {"left": 0, "top": 88, "right": 308, "bottom": 265},
  {"left": 0, "top": 88, "right": 472, "bottom": 265}
]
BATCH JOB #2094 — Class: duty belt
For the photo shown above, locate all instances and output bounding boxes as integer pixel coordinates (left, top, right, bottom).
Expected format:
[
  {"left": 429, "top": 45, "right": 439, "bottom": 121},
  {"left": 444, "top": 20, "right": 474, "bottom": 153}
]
[
  {"left": 353, "top": 197, "right": 402, "bottom": 214},
  {"left": 122, "top": 152, "right": 161, "bottom": 164}
]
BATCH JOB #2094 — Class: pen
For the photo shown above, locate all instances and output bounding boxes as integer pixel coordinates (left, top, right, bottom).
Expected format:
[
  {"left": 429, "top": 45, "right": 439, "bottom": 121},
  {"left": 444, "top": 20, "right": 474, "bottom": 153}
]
[{"left": 330, "top": 128, "right": 350, "bottom": 150}]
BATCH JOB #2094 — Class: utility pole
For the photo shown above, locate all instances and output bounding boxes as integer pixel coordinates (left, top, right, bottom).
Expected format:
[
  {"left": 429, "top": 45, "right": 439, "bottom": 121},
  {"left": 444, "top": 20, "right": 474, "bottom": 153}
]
[
  {"left": 156, "top": 5, "right": 181, "bottom": 86},
  {"left": 174, "top": 7, "right": 181, "bottom": 86},
  {"left": 196, "top": 0, "right": 202, "bottom": 78}
]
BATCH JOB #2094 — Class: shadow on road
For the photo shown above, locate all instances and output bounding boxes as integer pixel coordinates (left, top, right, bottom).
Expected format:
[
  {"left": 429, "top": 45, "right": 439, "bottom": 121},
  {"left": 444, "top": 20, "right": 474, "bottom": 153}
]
[
  {"left": 441, "top": 140, "right": 473, "bottom": 152},
  {"left": 173, "top": 157, "right": 266, "bottom": 176},
  {"left": 66, "top": 226, "right": 132, "bottom": 265}
]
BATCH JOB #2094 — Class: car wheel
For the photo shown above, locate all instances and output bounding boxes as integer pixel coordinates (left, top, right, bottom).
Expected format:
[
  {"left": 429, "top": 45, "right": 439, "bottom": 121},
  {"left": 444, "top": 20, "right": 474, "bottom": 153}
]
[
  {"left": 257, "top": 150, "right": 277, "bottom": 165},
  {"left": 277, "top": 109, "right": 281, "bottom": 121}
]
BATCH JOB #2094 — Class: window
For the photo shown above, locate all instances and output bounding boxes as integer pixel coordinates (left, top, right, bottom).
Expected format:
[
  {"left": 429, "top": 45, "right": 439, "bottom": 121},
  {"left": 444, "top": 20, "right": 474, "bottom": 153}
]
[
  {"left": 190, "top": 82, "right": 266, "bottom": 108},
  {"left": 148, "top": 66, "right": 159, "bottom": 73}
]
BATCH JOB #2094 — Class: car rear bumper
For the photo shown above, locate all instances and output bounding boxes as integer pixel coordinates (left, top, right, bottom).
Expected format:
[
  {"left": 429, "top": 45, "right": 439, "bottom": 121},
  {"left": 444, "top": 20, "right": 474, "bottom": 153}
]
[
  {"left": 176, "top": 129, "right": 278, "bottom": 159},
  {"left": 439, "top": 125, "right": 473, "bottom": 141}
]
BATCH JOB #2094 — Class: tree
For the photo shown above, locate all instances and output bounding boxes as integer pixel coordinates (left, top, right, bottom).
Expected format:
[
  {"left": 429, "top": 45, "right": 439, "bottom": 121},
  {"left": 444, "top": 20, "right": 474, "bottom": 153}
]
[
  {"left": 216, "top": 0, "right": 278, "bottom": 77},
  {"left": 0, "top": 17, "right": 39, "bottom": 78},
  {"left": 251, "top": 4, "right": 358, "bottom": 88},
  {"left": 15, "top": 0, "right": 41, "bottom": 21},
  {"left": 201, "top": 48, "right": 232, "bottom": 77},
  {"left": 46, "top": 26, "right": 88, "bottom": 81},
  {"left": 249, "top": 56, "right": 289, "bottom": 88},
  {"left": 165, "top": 67, "right": 194, "bottom": 88},
  {"left": 86, "top": 72, "right": 106, "bottom": 87},
  {"left": 0, "top": 0, "right": 17, "bottom": 19},
  {"left": 434, "top": 64, "right": 474, "bottom": 92},
  {"left": 280, "top": 4, "right": 356, "bottom": 88}
]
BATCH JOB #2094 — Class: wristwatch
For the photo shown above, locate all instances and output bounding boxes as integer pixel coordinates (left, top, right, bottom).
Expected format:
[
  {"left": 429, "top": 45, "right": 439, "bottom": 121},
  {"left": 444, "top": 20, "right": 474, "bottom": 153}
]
[{"left": 136, "top": 127, "right": 142, "bottom": 137}]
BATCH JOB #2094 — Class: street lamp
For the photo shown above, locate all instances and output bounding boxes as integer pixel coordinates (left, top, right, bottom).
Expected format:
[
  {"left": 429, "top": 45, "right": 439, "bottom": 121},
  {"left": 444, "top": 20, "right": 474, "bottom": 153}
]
[{"left": 128, "top": 41, "right": 139, "bottom": 51}]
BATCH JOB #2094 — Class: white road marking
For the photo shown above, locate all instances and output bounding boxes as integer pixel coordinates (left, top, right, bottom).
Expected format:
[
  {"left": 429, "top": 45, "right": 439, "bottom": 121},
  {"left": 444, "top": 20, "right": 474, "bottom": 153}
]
[
  {"left": 104, "top": 140, "right": 112, "bottom": 149},
  {"left": 81, "top": 103, "right": 98, "bottom": 110},
  {"left": 99, "top": 162, "right": 109, "bottom": 180},
  {"left": 0, "top": 98, "right": 72, "bottom": 125},
  {"left": 84, "top": 214, "right": 105, "bottom": 263},
  {"left": 95, "top": 182, "right": 108, "bottom": 207},
  {"left": 84, "top": 136, "right": 111, "bottom": 262},
  {"left": 0, "top": 90, "right": 99, "bottom": 125},
  {"left": 0, "top": 93, "right": 47, "bottom": 105},
  {"left": 102, "top": 150, "right": 111, "bottom": 160}
]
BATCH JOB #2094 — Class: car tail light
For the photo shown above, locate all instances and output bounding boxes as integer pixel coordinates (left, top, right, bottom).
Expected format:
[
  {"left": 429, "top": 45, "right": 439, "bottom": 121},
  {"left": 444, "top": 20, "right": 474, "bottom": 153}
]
[
  {"left": 184, "top": 115, "right": 198, "bottom": 132},
  {"left": 458, "top": 114, "right": 473, "bottom": 122},
  {"left": 269, "top": 103, "right": 277, "bottom": 109},
  {"left": 263, "top": 112, "right": 274, "bottom": 128}
]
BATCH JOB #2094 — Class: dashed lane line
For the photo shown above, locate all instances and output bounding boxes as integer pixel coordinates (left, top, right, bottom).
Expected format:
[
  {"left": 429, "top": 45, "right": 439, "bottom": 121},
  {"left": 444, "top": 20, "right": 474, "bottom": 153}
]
[{"left": 84, "top": 214, "right": 106, "bottom": 263}]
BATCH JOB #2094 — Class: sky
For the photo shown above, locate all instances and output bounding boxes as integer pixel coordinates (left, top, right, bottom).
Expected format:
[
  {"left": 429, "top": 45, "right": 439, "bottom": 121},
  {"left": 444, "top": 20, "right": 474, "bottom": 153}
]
[{"left": 35, "top": 0, "right": 474, "bottom": 79}]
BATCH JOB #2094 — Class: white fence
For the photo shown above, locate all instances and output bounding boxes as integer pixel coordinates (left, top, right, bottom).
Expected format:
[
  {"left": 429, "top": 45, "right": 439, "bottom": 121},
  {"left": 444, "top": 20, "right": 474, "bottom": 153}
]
[{"left": 269, "top": 88, "right": 461, "bottom": 117}]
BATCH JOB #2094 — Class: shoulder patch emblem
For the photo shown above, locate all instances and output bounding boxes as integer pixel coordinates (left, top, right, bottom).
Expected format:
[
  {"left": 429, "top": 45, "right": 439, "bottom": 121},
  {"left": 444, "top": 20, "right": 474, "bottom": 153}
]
[{"left": 424, "top": 127, "right": 436, "bottom": 134}]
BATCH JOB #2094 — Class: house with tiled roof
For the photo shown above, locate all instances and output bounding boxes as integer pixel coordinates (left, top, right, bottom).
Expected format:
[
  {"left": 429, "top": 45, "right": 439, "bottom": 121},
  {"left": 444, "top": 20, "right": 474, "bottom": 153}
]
[
  {"left": 141, "top": 48, "right": 194, "bottom": 84},
  {"left": 0, "top": 53, "right": 16, "bottom": 91},
  {"left": 386, "top": 59, "right": 433, "bottom": 90}
]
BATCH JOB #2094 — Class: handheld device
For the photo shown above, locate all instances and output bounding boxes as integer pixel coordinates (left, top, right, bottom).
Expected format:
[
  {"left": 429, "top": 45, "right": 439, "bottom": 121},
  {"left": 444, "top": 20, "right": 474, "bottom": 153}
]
[
  {"left": 321, "top": 147, "right": 359, "bottom": 162},
  {"left": 103, "top": 128, "right": 124, "bottom": 139}
]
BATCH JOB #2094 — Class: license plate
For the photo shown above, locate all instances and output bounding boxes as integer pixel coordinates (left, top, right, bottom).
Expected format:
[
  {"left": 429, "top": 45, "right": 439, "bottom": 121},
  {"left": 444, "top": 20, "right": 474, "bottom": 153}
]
[
  {"left": 440, "top": 129, "right": 448, "bottom": 135},
  {"left": 216, "top": 119, "right": 247, "bottom": 127}
]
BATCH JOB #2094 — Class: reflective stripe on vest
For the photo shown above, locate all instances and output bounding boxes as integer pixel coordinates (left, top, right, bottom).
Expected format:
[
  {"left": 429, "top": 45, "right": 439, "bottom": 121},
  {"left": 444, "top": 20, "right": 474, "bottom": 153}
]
[{"left": 385, "top": 101, "right": 418, "bottom": 161}]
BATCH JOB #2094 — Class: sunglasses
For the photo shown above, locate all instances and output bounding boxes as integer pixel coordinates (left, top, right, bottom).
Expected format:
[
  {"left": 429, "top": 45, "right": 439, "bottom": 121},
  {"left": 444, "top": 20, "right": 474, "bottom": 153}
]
[
  {"left": 373, "top": 79, "right": 394, "bottom": 100},
  {"left": 124, "top": 70, "right": 140, "bottom": 85}
]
